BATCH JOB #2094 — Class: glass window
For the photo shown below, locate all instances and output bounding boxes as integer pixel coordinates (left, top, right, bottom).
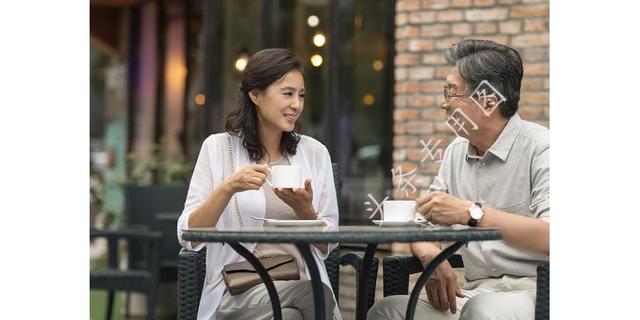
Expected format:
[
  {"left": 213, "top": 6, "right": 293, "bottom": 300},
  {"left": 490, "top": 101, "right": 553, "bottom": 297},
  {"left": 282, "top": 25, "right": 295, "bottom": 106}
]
[{"left": 184, "top": 0, "right": 394, "bottom": 224}]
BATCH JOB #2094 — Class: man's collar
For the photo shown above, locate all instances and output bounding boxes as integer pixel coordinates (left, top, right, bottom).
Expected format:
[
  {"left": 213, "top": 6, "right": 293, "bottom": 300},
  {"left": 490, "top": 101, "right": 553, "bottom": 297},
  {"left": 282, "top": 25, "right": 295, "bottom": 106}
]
[{"left": 465, "top": 114, "right": 522, "bottom": 162}]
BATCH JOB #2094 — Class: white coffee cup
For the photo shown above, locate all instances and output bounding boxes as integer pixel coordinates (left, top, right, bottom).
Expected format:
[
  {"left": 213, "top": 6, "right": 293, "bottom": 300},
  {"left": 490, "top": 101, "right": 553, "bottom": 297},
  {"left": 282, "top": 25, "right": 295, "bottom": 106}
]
[
  {"left": 266, "top": 165, "right": 303, "bottom": 188},
  {"left": 382, "top": 200, "right": 417, "bottom": 222}
]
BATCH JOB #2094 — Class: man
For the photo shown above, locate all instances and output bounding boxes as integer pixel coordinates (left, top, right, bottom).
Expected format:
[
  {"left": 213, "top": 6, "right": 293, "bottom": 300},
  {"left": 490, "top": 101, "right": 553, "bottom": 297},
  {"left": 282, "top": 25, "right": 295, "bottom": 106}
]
[{"left": 368, "top": 39, "right": 549, "bottom": 319}]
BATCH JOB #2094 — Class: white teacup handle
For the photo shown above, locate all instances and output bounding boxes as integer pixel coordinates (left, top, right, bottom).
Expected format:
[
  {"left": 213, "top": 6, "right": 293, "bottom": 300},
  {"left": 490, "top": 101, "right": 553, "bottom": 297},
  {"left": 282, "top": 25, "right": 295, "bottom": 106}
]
[{"left": 264, "top": 167, "right": 273, "bottom": 187}]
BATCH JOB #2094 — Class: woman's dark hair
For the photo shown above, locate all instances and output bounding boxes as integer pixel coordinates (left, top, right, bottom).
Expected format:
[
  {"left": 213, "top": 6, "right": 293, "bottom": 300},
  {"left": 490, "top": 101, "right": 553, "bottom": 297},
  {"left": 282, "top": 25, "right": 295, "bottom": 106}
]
[
  {"left": 443, "top": 39, "right": 523, "bottom": 118},
  {"left": 225, "top": 48, "right": 304, "bottom": 162}
]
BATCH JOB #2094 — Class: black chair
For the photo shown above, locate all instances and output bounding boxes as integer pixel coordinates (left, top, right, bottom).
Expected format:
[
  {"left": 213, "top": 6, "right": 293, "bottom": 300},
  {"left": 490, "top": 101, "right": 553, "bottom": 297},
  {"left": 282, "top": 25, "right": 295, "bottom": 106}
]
[
  {"left": 381, "top": 254, "right": 463, "bottom": 298},
  {"left": 176, "top": 163, "right": 380, "bottom": 319},
  {"left": 337, "top": 251, "right": 380, "bottom": 311},
  {"left": 535, "top": 264, "right": 549, "bottom": 320},
  {"left": 125, "top": 185, "right": 188, "bottom": 282},
  {"left": 382, "top": 254, "right": 549, "bottom": 320},
  {"left": 90, "top": 228, "right": 162, "bottom": 320}
]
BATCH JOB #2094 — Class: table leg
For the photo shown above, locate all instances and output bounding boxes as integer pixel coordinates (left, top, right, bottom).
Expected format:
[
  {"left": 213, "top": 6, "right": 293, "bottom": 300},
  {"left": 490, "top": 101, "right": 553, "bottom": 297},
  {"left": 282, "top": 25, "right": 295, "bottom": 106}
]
[
  {"left": 356, "top": 244, "right": 378, "bottom": 320},
  {"left": 295, "top": 244, "right": 326, "bottom": 320},
  {"left": 405, "top": 241, "right": 467, "bottom": 320},
  {"left": 228, "top": 242, "right": 282, "bottom": 320}
]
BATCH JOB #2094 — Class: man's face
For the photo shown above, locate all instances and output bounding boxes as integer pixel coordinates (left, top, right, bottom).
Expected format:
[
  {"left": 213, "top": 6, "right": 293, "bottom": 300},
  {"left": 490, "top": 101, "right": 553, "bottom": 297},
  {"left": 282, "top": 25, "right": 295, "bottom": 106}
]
[{"left": 440, "top": 66, "right": 484, "bottom": 139}]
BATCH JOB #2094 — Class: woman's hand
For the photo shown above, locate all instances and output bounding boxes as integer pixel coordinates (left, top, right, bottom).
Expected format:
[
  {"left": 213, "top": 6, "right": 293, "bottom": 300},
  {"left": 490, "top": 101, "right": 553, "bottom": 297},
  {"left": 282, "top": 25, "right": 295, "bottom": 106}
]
[
  {"left": 222, "top": 164, "right": 269, "bottom": 194},
  {"left": 274, "top": 178, "right": 316, "bottom": 219}
]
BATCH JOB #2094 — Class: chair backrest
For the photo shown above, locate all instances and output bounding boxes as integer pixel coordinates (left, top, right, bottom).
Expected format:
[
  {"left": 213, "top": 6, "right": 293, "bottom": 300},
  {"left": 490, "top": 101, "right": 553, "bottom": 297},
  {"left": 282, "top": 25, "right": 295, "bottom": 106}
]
[
  {"left": 535, "top": 264, "right": 549, "bottom": 320},
  {"left": 327, "top": 163, "right": 341, "bottom": 298},
  {"left": 90, "top": 228, "right": 162, "bottom": 274},
  {"left": 125, "top": 185, "right": 188, "bottom": 279},
  {"left": 332, "top": 163, "right": 341, "bottom": 200},
  {"left": 382, "top": 254, "right": 463, "bottom": 297}
]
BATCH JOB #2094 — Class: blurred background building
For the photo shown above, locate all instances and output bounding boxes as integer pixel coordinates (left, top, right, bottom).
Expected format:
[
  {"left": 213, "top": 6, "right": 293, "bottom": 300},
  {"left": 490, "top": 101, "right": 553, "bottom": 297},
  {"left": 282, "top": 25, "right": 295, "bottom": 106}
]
[
  {"left": 91, "top": 0, "right": 396, "bottom": 229},
  {"left": 90, "top": 0, "right": 548, "bottom": 318}
]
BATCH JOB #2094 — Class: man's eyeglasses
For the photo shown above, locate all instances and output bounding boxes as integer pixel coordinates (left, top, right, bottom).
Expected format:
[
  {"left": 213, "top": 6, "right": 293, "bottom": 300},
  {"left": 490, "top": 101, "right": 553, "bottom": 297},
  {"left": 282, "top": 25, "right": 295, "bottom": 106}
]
[{"left": 443, "top": 85, "right": 469, "bottom": 103}]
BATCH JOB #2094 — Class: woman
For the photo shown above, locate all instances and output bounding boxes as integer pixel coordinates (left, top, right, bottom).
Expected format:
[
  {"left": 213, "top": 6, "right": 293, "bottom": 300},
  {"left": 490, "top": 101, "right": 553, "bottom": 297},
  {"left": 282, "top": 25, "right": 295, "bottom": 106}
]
[{"left": 177, "top": 48, "right": 341, "bottom": 320}]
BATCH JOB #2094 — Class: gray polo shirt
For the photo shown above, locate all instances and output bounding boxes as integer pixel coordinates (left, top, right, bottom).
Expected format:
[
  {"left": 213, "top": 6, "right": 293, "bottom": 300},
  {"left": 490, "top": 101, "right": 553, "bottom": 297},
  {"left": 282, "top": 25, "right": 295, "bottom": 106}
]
[{"left": 433, "top": 114, "right": 549, "bottom": 281}]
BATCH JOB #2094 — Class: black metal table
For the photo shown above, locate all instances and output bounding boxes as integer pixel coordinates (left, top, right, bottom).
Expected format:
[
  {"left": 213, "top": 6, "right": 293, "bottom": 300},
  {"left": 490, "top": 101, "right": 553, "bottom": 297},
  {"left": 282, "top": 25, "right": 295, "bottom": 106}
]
[{"left": 181, "top": 225, "right": 501, "bottom": 320}]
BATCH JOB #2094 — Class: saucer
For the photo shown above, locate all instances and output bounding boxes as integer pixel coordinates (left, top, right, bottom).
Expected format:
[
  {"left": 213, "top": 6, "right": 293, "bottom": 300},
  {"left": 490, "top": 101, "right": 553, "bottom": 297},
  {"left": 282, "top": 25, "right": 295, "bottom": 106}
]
[{"left": 371, "top": 220, "right": 419, "bottom": 227}]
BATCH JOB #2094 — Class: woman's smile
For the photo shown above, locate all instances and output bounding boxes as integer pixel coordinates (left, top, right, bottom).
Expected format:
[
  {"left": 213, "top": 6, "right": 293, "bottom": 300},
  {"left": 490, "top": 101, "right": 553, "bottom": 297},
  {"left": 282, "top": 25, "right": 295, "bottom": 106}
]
[{"left": 283, "top": 112, "right": 298, "bottom": 123}]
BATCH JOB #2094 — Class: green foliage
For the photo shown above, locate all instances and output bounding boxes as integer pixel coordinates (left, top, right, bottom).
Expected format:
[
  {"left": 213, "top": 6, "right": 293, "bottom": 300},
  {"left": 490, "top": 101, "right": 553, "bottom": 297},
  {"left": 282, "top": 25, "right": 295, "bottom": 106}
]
[{"left": 127, "top": 142, "right": 192, "bottom": 186}]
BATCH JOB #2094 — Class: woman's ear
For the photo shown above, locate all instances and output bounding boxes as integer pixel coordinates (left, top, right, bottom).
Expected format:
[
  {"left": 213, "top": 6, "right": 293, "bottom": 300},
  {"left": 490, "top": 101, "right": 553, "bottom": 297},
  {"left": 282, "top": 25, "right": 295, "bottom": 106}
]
[{"left": 248, "top": 89, "right": 262, "bottom": 107}]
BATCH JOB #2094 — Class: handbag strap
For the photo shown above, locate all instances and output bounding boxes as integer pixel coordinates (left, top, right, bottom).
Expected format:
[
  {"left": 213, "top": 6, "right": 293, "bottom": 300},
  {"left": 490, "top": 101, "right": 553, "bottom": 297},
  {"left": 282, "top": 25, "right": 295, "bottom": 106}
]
[
  {"left": 226, "top": 133, "right": 244, "bottom": 228},
  {"left": 228, "top": 133, "right": 278, "bottom": 258}
]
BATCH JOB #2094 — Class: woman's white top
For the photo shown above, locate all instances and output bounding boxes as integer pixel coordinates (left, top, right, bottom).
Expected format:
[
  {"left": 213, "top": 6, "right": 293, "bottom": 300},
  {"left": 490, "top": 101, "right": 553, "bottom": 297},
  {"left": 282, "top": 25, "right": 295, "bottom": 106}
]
[
  {"left": 177, "top": 133, "right": 341, "bottom": 320},
  {"left": 254, "top": 155, "right": 307, "bottom": 279}
]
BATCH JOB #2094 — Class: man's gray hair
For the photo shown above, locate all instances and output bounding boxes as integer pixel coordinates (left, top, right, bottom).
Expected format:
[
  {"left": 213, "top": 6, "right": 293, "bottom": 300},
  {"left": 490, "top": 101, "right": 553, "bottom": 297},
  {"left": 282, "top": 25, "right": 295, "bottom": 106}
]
[{"left": 443, "top": 39, "right": 523, "bottom": 118}]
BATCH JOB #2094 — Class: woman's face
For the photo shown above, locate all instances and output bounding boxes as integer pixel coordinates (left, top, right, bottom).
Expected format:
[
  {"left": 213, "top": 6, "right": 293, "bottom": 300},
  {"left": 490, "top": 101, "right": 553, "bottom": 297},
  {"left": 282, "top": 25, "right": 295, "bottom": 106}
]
[{"left": 250, "top": 70, "right": 305, "bottom": 133}]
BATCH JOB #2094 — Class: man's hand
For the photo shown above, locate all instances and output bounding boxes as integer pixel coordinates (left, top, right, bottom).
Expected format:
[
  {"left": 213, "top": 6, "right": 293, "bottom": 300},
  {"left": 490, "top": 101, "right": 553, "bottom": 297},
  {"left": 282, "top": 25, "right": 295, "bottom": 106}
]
[
  {"left": 423, "top": 259, "right": 465, "bottom": 314},
  {"left": 415, "top": 191, "right": 472, "bottom": 225},
  {"left": 274, "top": 178, "right": 316, "bottom": 219}
]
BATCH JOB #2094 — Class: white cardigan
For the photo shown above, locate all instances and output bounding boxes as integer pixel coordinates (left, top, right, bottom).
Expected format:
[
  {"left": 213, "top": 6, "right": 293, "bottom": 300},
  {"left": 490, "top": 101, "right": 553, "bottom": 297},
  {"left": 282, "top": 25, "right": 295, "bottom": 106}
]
[{"left": 177, "top": 133, "right": 342, "bottom": 320}]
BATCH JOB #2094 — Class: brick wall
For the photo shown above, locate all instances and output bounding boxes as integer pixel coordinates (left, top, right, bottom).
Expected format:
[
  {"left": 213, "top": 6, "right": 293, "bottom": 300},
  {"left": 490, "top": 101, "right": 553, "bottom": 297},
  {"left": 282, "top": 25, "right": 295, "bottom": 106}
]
[{"left": 392, "top": 0, "right": 549, "bottom": 201}]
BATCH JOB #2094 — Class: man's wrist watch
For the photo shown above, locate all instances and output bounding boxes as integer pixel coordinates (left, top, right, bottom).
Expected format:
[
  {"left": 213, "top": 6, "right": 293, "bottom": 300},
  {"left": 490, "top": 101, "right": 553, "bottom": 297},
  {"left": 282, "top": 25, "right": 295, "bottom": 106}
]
[{"left": 467, "top": 202, "right": 484, "bottom": 227}]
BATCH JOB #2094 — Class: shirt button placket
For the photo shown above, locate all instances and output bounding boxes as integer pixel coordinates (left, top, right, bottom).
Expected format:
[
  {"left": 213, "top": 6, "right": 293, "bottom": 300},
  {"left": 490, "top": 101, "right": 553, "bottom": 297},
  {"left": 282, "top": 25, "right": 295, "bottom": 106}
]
[
  {"left": 477, "top": 160, "right": 484, "bottom": 205},
  {"left": 475, "top": 160, "right": 481, "bottom": 203}
]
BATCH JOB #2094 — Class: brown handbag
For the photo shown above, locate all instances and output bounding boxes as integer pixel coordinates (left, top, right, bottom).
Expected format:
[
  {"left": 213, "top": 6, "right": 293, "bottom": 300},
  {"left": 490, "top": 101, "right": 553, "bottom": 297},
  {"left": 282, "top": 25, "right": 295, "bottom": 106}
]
[
  {"left": 222, "top": 255, "right": 300, "bottom": 295},
  {"left": 221, "top": 133, "right": 300, "bottom": 295}
]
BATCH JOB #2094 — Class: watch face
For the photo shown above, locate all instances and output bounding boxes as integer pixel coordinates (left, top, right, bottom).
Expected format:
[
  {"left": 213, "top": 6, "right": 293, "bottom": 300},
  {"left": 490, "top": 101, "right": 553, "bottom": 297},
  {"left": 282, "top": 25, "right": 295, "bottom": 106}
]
[{"left": 470, "top": 206, "right": 483, "bottom": 219}]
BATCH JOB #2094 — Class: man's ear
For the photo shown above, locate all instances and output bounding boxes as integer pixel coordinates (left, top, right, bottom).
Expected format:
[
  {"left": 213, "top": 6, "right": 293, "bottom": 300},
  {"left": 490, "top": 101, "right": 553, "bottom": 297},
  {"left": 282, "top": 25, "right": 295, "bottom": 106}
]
[
  {"left": 483, "top": 95, "right": 500, "bottom": 115},
  {"left": 248, "top": 89, "right": 261, "bottom": 106}
]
